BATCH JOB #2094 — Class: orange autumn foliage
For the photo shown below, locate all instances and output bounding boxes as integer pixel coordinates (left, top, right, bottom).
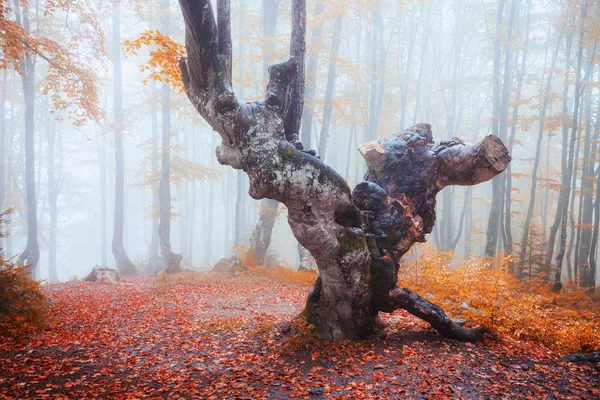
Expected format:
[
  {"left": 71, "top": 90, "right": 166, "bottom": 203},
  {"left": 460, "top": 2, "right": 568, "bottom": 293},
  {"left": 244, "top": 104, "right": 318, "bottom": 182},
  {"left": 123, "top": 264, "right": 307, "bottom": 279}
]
[
  {"left": 233, "top": 245, "right": 318, "bottom": 287},
  {"left": 0, "top": 1, "right": 104, "bottom": 125},
  {"left": 124, "top": 30, "right": 186, "bottom": 92},
  {"left": 0, "top": 210, "right": 49, "bottom": 337},
  {"left": 402, "top": 248, "right": 600, "bottom": 354}
]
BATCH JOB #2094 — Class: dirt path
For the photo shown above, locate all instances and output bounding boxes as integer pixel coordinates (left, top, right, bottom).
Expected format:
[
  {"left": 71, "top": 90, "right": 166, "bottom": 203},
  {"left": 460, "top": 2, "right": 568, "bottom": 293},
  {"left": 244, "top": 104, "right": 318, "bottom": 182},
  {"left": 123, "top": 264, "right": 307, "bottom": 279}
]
[{"left": 0, "top": 276, "right": 598, "bottom": 399}]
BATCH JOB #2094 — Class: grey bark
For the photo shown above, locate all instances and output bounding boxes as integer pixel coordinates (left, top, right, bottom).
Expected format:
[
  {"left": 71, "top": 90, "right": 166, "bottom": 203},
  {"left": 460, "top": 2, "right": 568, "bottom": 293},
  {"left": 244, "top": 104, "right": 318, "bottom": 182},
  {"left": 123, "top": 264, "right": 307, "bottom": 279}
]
[
  {"left": 566, "top": 109, "right": 583, "bottom": 281},
  {"left": 47, "top": 117, "right": 58, "bottom": 282},
  {"left": 517, "top": 23, "right": 563, "bottom": 278},
  {"left": 545, "top": 23, "right": 573, "bottom": 283},
  {"left": 575, "top": 64, "right": 598, "bottom": 285},
  {"left": 177, "top": 0, "right": 510, "bottom": 340},
  {"left": 484, "top": 0, "right": 506, "bottom": 257},
  {"left": 148, "top": 1, "right": 160, "bottom": 272},
  {"left": 15, "top": 2, "right": 40, "bottom": 276},
  {"left": 158, "top": 0, "right": 182, "bottom": 274},
  {"left": 504, "top": 0, "right": 529, "bottom": 268},
  {"left": 366, "top": 8, "right": 385, "bottom": 142},
  {"left": 0, "top": 70, "right": 7, "bottom": 252},
  {"left": 299, "top": 1, "right": 324, "bottom": 149},
  {"left": 111, "top": 0, "right": 137, "bottom": 275},
  {"left": 588, "top": 141, "right": 600, "bottom": 291},
  {"left": 552, "top": 6, "right": 586, "bottom": 291},
  {"left": 244, "top": 0, "right": 285, "bottom": 267},
  {"left": 317, "top": 14, "right": 343, "bottom": 161},
  {"left": 149, "top": 79, "right": 160, "bottom": 273}
]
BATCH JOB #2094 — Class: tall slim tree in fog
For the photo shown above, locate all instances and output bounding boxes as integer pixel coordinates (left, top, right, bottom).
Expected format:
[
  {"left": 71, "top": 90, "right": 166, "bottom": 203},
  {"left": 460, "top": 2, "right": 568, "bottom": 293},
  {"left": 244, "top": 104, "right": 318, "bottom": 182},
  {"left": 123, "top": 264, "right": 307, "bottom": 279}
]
[
  {"left": 317, "top": 13, "right": 343, "bottom": 160},
  {"left": 485, "top": 0, "right": 506, "bottom": 258},
  {"left": 46, "top": 109, "right": 59, "bottom": 282},
  {"left": 517, "top": 21, "right": 562, "bottom": 279},
  {"left": 552, "top": 4, "right": 587, "bottom": 289},
  {"left": 148, "top": 3, "right": 161, "bottom": 273},
  {"left": 112, "top": 0, "right": 137, "bottom": 275},
  {"left": 300, "top": 1, "right": 324, "bottom": 149},
  {"left": 0, "top": 70, "right": 7, "bottom": 252},
  {"left": 13, "top": 2, "right": 39, "bottom": 276},
  {"left": 157, "top": 0, "right": 182, "bottom": 273}
]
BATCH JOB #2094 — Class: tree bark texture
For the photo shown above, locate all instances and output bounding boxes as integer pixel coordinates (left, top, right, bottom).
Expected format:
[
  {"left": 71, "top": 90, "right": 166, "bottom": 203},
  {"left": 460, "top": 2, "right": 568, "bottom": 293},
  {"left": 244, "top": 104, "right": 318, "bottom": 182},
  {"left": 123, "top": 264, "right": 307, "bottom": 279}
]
[{"left": 177, "top": 0, "right": 510, "bottom": 340}]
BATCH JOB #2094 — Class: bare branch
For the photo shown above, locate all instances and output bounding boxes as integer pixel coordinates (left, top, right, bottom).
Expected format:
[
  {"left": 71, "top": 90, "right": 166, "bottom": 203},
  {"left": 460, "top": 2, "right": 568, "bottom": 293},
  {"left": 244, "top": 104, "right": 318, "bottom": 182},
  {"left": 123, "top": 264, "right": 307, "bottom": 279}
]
[
  {"left": 217, "top": 0, "right": 232, "bottom": 84},
  {"left": 283, "top": 0, "right": 306, "bottom": 146}
]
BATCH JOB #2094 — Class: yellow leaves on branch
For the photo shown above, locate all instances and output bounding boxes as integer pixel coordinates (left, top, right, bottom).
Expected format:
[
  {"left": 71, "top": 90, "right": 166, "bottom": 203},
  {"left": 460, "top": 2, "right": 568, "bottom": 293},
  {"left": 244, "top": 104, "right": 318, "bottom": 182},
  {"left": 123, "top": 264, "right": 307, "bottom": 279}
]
[
  {"left": 134, "top": 148, "right": 222, "bottom": 189},
  {"left": 124, "top": 30, "right": 186, "bottom": 93},
  {"left": 0, "top": 2, "right": 104, "bottom": 126}
]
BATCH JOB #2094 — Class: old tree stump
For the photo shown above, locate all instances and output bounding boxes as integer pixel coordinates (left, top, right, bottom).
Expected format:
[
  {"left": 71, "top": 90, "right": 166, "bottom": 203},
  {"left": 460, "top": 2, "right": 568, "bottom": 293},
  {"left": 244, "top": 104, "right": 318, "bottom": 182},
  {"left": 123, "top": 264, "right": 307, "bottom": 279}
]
[{"left": 176, "top": 0, "right": 510, "bottom": 340}]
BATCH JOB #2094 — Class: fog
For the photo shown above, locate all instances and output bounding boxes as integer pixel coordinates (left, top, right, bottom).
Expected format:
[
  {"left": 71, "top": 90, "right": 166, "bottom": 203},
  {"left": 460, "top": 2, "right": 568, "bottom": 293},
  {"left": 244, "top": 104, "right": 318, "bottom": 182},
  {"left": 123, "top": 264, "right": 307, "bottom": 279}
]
[{"left": 1, "top": 0, "right": 598, "bottom": 288}]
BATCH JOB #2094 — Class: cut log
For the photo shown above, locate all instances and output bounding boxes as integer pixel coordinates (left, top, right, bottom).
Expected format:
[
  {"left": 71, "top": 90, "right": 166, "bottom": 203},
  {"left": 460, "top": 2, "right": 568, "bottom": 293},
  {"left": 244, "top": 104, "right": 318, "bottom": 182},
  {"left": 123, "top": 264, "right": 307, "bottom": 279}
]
[{"left": 83, "top": 266, "right": 120, "bottom": 283}]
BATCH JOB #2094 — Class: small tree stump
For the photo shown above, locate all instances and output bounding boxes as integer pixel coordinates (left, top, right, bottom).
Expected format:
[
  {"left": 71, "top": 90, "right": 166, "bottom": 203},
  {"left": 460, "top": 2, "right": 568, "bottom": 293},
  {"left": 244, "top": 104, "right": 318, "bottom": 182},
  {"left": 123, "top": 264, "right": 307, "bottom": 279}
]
[{"left": 83, "top": 266, "right": 120, "bottom": 283}]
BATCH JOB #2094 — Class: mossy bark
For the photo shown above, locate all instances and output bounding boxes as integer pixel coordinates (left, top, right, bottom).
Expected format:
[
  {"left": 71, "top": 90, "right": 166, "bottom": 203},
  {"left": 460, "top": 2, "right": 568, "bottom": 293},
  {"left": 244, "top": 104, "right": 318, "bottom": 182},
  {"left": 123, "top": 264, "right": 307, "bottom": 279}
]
[{"left": 177, "top": 0, "right": 510, "bottom": 341}]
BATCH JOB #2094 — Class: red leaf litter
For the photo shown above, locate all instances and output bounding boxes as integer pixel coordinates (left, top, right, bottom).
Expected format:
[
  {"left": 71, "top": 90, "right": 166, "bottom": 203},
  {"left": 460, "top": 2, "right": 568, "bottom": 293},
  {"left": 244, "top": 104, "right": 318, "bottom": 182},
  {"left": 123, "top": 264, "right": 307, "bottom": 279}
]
[{"left": 1, "top": 276, "right": 598, "bottom": 399}]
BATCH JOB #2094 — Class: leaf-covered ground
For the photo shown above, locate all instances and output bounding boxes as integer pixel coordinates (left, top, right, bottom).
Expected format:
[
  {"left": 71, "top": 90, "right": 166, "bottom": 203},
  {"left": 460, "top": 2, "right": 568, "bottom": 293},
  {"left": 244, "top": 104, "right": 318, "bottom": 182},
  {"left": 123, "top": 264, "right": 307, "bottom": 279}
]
[{"left": 1, "top": 276, "right": 599, "bottom": 399}]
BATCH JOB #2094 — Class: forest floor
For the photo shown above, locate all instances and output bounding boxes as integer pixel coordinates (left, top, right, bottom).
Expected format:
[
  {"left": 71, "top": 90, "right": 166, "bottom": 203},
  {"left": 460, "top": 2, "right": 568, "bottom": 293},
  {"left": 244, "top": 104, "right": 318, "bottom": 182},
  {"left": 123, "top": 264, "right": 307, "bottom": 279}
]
[{"left": 0, "top": 274, "right": 599, "bottom": 399}]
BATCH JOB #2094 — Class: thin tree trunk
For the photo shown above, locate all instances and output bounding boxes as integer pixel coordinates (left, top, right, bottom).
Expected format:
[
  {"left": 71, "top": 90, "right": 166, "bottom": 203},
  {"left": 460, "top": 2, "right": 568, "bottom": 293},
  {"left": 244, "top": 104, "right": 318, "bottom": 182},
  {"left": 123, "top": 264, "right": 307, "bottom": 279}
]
[
  {"left": 206, "top": 134, "right": 216, "bottom": 264},
  {"left": 0, "top": 70, "right": 7, "bottom": 251},
  {"left": 148, "top": 78, "right": 160, "bottom": 273},
  {"left": 111, "top": 0, "right": 136, "bottom": 274},
  {"left": 504, "top": 0, "right": 530, "bottom": 270},
  {"left": 16, "top": 2, "right": 40, "bottom": 276},
  {"left": 588, "top": 151, "right": 600, "bottom": 290},
  {"left": 317, "top": 14, "right": 343, "bottom": 160},
  {"left": 158, "top": 0, "right": 181, "bottom": 273},
  {"left": 517, "top": 23, "right": 563, "bottom": 278},
  {"left": 450, "top": 187, "right": 471, "bottom": 253},
  {"left": 299, "top": 1, "right": 324, "bottom": 149},
  {"left": 399, "top": 4, "right": 418, "bottom": 131},
  {"left": 47, "top": 116, "right": 58, "bottom": 282},
  {"left": 485, "top": 0, "right": 506, "bottom": 257},
  {"left": 576, "top": 65, "right": 598, "bottom": 284},
  {"left": 544, "top": 27, "right": 573, "bottom": 281},
  {"left": 366, "top": 7, "right": 385, "bottom": 142},
  {"left": 566, "top": 110, "right": 583, "bottom": 281},
  {"left": 413, "top": 4, "right": 430, "bottom": 125},
  {"left": 552, "top": 7, "right": 586, "bottom": 291}
]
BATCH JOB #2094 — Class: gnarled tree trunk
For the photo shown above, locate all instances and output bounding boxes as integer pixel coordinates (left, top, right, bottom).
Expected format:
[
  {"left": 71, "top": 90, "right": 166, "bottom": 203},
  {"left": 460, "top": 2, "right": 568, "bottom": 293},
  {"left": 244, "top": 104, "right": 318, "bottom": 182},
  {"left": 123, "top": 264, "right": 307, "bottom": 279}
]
[{"left": 177, "top": 0, "right": 510, "bottom": 340}]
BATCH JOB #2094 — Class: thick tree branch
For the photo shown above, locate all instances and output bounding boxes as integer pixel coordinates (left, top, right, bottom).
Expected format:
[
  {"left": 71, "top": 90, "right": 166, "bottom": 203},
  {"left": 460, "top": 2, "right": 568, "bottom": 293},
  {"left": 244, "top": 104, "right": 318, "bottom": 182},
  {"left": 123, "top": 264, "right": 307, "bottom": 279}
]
[
  {"left": 355, "top": 124, "right": 509, "bottom": 341},
  {"left": 284, "top": 0, "right": 306, "bottom": 146},
  {"left": 217, "top": 0, "right": 232, "bottom": 84},
  {"left": 436, "top": 135, "right": 511, "bottom": 188}
]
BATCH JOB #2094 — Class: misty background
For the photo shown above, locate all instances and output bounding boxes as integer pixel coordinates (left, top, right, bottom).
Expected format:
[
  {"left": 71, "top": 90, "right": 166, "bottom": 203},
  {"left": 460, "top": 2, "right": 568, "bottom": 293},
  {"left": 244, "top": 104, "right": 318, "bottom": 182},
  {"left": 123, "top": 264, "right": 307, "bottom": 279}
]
[{"left": 1, "top": 0, "right": 596, "bottom": 285}]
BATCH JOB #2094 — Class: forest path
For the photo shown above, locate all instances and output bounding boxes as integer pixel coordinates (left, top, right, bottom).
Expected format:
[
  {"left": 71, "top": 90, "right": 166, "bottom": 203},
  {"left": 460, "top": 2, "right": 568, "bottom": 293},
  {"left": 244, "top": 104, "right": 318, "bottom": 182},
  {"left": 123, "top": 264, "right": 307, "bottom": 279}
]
[{"left": 0, "top": 275, "right": 598, "bottom": 399}]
